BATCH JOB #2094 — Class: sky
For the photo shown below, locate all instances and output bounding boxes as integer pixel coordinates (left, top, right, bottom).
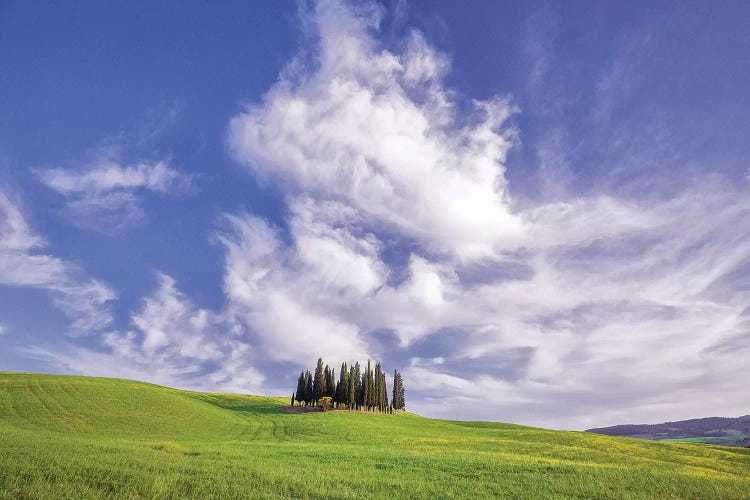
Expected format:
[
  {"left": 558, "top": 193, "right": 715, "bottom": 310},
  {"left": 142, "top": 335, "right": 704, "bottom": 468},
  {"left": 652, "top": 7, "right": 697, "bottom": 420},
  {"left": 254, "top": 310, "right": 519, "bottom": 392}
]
[{"left": 1, "top": 0, "right": 749, "bottom": 430}]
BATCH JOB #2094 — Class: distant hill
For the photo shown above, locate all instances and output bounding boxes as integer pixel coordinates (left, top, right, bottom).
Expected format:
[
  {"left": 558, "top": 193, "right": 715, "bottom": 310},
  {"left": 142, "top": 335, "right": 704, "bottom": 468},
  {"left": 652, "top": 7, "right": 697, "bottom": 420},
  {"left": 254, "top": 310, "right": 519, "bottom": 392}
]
[{"left": 587, "top": 415, "right": 750, "bottom": 446}]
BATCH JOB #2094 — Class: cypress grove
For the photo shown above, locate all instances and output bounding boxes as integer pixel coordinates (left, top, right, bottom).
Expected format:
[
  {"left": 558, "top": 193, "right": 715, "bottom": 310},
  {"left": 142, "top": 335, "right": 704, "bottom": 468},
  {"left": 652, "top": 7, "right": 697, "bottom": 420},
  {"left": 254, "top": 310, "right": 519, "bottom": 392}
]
[{"left": 290, "top": 358, "right": 405, "bottom": 413}]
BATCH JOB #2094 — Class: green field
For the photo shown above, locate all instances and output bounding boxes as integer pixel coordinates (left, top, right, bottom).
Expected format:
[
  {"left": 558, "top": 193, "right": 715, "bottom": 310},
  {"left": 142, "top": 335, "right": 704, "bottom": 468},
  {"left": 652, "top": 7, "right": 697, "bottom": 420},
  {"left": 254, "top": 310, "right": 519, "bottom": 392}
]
[{"left": 1, "top": 373, "right": 749, "bottom": 499}]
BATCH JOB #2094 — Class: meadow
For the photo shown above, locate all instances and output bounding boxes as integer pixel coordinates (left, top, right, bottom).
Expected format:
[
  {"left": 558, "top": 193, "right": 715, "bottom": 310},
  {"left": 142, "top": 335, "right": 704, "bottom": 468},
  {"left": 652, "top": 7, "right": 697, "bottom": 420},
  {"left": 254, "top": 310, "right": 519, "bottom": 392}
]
[{"left": 1, "top": 372, "right": 749, "bottom": 499}]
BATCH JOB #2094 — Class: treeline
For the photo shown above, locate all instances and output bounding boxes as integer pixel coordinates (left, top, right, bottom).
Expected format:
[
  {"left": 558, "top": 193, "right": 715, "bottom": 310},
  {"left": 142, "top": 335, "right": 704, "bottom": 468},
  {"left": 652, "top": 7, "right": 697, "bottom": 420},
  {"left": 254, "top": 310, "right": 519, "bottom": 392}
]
[{"left": 291, "top": 358, "right": 405, "bottom": 413}]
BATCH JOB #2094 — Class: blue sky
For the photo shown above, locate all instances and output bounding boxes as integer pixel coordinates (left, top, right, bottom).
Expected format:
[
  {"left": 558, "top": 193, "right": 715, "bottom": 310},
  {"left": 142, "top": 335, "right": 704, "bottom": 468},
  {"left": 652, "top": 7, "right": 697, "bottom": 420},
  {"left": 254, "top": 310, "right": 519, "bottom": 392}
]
[{"left": 1, "top": 0, "right": 749, "bottom": 429}]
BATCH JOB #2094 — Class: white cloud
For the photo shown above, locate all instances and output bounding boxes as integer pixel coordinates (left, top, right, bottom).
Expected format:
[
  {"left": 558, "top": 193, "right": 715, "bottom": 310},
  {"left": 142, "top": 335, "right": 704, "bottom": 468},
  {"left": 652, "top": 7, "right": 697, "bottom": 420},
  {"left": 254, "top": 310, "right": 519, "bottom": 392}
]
[
  {"left": 228, "top": 0, "right": 521, "bottom": 261},
  {"left": 0, "top": 191, "right": 45, "bottom": 252},
  {"left": 217, "top": 212, "right": 372, "bottom": 367},
  {"left": 37, "top": 159, "right": 192, "bottom": 233},
  {"left": 28, "top": 272, "right": 265, "bottom": 395},
  {"left": 39, "top": 160, "right": 185, "bottom": 195},
  {"left": 130, "top": 273, "right": 222, "bottom": 360},
  {"left": 0, "top": 191, "right": 115, "bottom": 335}
]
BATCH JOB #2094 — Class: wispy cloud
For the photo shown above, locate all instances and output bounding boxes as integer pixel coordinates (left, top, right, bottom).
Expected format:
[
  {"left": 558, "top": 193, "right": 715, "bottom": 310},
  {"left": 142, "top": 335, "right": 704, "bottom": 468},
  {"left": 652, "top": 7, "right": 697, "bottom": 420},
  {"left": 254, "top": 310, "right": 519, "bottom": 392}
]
[
  {"left": 39, "top": 160, "right": 186, "bottom": 195},
  {"left": 521, "top": 5, "right": 578, "bottom": 200},
  {"left": 26, "top": 272, "right": 265, "bottom": 394},
  {"left": 593, "top": 33, "right": 652, "bottom": 123},
  {"left": 217, "top": 211, "right": 375, "bottom": 367},
  {"left": 35, "top": 106, "right": 192, "bottom": 234},
  {"left": 37, "top": 158, "right": 192, "bottom": 233},
  {"left": 0, "top": 191, "right": 115, "bottom": 335}
]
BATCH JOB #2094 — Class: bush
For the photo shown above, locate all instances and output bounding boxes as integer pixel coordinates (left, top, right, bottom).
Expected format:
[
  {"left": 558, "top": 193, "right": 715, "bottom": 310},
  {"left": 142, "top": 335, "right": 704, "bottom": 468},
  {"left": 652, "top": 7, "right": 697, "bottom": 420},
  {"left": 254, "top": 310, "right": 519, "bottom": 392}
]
[{"left": 319, "top": 397, "right": 333, "bottom": 411}]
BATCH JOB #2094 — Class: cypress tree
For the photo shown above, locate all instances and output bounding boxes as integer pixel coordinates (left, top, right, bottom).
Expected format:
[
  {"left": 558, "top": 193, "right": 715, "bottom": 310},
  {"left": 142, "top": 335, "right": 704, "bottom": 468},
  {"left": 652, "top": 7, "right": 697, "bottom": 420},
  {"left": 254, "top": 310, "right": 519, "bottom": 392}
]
[
  {"left": 323, "top": 364, "right": 331, "bottom": 398},
  {"left": 380, "top": 368, "right": 388, "bottom": 412},
  {"left": 382, "top": 367, "right": 388, "bottom": 411},
  {"left": 291, "top": 392, "right": 295, "bottom": 406},
  {"left": 395, "top": 370, "right": 405, "bottom": 411},
  {"left": 399, "top": 378, "right": 405, "bottom": 410},
  {"left": 313, "top": 358, "right": 324, "bottom": 405},
  {"left": 349, "top": 364, "right": 358, "bottom": 409},
  {"left": 392, "top": 369, "right": 397, "bottom": 411},
  {"left": 364, "top": 360, "right": 373, "bottom": 411},
  {"left": 355, "top": 362, "right": 363, "bottom": 410},
  {"left": 295, "top": 371, "right": 305, "bottom": 406},
  {"left": 375, "top": 362, "right": 389, "bottom": 412},
  {"left": 322, "top": 365, "right": 328, "bottom": 398},
  {"left": 374, "top": 363, "right": 381, "bottom": 412},
  {"left": 336, "top": 362, "right": 348, "bottom": 408},
  {"left": 369, "top": 363, "right": 375, "bottom": 410},
  {"left": 362, "top": 361, "right": 369, "bottom": 410},
  {"left": 392, "top": 370, "right": 405, "bottom": 411},
  {"left": 371, "top": 364, "right": 376, "bottom": 410},
  {"left": 305, "top": 370, "right": 313, "bottom": 406}
]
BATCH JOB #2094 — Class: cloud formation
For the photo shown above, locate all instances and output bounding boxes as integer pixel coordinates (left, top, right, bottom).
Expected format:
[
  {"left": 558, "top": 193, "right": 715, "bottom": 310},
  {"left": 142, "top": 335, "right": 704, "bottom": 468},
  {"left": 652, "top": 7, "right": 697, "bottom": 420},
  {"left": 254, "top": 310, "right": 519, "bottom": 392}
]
[
  {"left": 221, "top": 0, "right": 750, "bottom": 428},
  {"left": 37, "top": 158, "right": 191, "bottom": 233},
  {"left": 229, "top": 0, "right": 521, "bottom": 260},
  {"left": 28, "top": 272, "right": 265, "bottom": 394},
  {"left": 0, "top": 191, "right": 114, "bottom": 334}
]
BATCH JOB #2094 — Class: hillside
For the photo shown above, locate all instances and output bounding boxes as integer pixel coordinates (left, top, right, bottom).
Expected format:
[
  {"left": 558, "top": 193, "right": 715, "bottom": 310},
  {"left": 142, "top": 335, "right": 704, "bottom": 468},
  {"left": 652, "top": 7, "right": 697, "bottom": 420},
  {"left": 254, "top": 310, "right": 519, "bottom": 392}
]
[
  {"left": 587, "top": 416, "right": 750, "bottom": 447},
  {"left": 1, "top": 373, "right": 749, "bottom": 498}
]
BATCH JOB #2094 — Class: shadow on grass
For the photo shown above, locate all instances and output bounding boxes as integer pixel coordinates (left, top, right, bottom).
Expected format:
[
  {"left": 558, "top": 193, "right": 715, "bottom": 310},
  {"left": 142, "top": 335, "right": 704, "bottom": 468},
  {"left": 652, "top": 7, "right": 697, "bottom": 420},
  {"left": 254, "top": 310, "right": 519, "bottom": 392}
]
[{"left": 186, "top": 393, "right": 287, "bottom": 415}]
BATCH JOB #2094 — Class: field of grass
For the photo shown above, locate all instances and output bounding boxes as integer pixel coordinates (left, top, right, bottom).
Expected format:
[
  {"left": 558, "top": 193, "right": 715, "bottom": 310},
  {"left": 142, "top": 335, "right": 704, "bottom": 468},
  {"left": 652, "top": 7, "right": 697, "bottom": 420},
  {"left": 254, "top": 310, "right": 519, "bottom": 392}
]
[{"left": 1, "top": 373, "right": 749, "bottom": 498}]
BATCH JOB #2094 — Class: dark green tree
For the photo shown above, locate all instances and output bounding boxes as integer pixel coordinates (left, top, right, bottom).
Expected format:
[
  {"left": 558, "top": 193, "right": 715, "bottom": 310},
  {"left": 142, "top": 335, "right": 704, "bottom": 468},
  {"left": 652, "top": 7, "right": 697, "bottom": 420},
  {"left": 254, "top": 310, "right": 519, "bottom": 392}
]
[
  {"left": 313, "top": 358, "right": 324, "bottom": 405},
  {"left": 291, "top": 392, "right": 295, "bottom": 406},
  {"left": 374, "top": 362, "right": 383, "bottom": 412},
  {"left": 376, "top": 364, "right": 388, "bottom": 412},
  {"left": 328, "top": 367, "right": 336, "bottom": 398},
  {"left": 304, "top": 370, "right": 313, "bottom": 406},
  {"left": 354, "top": 362, "right": 363, "bottom": 410},
  {"left": 323, "top": 364, "right": 330, "bottom": 398},
  {"left": 364, "top": 360, "right": 374, "bottom": 411},
  {"left": 399, "top": 374, "right": 405, "bottom": 411},
  {"left": 349, "top": 363, "right": 358, "bottom": 409},
  {"left": 336, "top": 362, "right": 348, "bottom": 408},
  {"left": 392, "top": 369, "right": 398, "bottom": 410},
  {"left": 295, "top": 371, "right": 305, "bottom": 406},
  {"left": 383, "top": 372, "right": 389, "bottom": 411},
  {"left": 392, "top": 370, "right": 405, "bottom": 411}
]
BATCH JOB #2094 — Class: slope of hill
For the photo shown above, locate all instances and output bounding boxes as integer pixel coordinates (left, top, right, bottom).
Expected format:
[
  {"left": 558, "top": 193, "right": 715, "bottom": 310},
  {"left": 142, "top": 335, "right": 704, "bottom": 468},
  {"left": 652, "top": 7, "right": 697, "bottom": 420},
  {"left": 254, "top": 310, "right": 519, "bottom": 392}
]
[
  {"left": 1, "top": 373, "right": 749, "bottom": 498},
  {"left": 587, "top": 416, "right": 750, "bottom": 447}
]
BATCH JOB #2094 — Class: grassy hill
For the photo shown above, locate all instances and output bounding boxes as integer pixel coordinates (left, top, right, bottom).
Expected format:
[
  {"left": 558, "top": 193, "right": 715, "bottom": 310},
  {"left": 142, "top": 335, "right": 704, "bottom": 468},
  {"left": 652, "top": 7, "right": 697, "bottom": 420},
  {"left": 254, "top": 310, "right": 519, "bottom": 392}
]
[{"left": 1, "top": 373, "right": 749, "bottom": 498}]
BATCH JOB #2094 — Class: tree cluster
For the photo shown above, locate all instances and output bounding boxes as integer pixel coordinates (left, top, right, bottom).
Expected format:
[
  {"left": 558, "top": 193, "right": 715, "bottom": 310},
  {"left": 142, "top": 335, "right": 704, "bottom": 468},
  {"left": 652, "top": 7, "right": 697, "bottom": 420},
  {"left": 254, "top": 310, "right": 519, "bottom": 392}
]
[{"left": 293, "top": 358, "right": 405, "bottom": 413}]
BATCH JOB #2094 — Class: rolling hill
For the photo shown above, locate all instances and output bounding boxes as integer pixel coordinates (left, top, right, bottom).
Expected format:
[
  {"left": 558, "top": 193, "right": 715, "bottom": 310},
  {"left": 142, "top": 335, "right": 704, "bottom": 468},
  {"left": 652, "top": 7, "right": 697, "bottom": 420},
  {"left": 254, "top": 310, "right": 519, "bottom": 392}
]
[
  {"left": 1, "top": 372, "right": 749, "bottom": 498},
  {"left": 587, "top": 416, "right": 750, "bottom": 447}
]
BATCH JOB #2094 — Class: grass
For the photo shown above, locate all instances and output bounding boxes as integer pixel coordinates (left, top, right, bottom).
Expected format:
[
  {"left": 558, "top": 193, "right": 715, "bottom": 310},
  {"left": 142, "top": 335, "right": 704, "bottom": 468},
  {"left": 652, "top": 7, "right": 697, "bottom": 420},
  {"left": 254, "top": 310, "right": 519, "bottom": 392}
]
[{"left": 1, "top": 373, "right": 749, "bottom": 498}]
